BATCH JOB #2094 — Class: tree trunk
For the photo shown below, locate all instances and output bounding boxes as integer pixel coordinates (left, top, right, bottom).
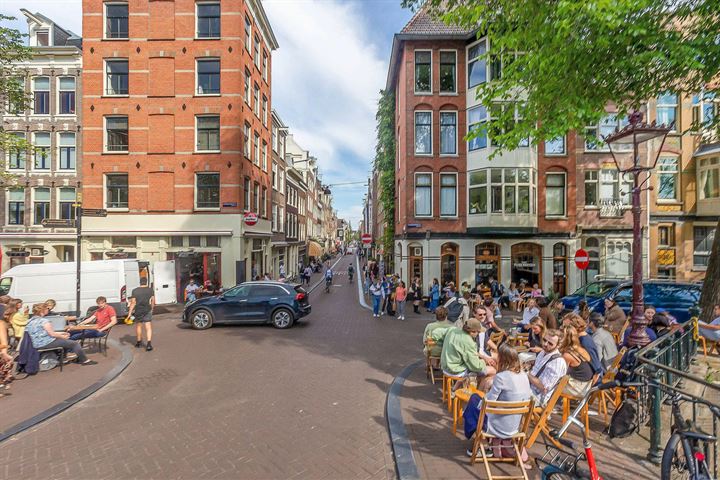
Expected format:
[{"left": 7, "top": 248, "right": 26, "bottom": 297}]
[{"left": 699, "top": 219, "right": 720, "bottom": 320}]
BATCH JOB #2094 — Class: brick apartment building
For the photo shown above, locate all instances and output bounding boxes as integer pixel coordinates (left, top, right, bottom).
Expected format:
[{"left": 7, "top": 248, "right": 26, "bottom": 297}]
[
  {"left": 385, "top": 9, "right": 711, "bottom": 294},
  {"left": 0, "top": 11, "right": 82, "bottom": 271},
  {"left": 80, "top": 0, "right": 277, "bottom": 298}
]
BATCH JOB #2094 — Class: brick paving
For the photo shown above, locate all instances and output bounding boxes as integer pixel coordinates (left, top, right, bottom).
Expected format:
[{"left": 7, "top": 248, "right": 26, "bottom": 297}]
[{"left": 0, "top": 255, "right": 427, "bottom": 480}]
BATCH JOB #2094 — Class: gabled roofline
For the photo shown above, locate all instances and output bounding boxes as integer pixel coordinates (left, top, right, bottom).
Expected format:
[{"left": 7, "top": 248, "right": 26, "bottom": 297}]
[{"left": 248, "top": 0, "right": 279, "bottom": 50}]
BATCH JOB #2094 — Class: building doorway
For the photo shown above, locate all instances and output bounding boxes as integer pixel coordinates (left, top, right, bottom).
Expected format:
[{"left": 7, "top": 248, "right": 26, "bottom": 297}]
[
  {"left": 552, "top": 243, "right": 567, "bottom": 297},
  {"left": 475, "top": 242, "right": 500, "bottom": 287},
  {"left": 511, "top": 243, "right": 542, "bottom": 288},
  {"left": 440, "top": 242, "right": 459, "bottom": 286},
  {"left": 168, "top": 252, "right": 221, "bottom": 302}
]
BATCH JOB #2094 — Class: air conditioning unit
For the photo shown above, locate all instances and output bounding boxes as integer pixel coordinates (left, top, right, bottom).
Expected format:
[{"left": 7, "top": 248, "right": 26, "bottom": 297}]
[{"left": 413, "top": 247, "right": 422, "bottom": 256}]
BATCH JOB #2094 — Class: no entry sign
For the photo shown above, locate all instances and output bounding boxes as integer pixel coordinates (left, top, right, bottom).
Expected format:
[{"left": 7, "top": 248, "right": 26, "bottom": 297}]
[
  {"left": 244, "top": 212, "right": 258, "bottom": 226},
  {"left": 361, "top": 233, "right": 372, "bottom": 245},
  {"left": 574, "top": 248, "right": 590, "bottom": 270}
]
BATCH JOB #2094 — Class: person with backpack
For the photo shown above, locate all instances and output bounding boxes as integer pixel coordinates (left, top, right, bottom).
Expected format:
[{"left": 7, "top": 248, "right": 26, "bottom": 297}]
[{"left": 444, "top": 292, "right": 468, "bottom": 325}]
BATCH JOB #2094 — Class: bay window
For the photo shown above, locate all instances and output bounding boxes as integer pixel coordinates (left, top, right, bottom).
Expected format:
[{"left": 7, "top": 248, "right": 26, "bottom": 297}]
[
  {"left": 698, "top": 157, "right": 720, "bottom": 199},
  {"left": 467, "top": 40, "right": 486, "bottom": 88},
  {"left": 469, "top": 168, "right": 534, "bottom": 215},
  {"left": 440, "top": 111, "right": 457, "bottom": 155},
  {"left": 414, "top": 111, "right": 432, "bottom": 155},
  {"left": 440, "top": 174, "right": 457, "bottom": 217},
  {"left": 414, "top": 51, "right": 431, "bottom": 93},
  {"left": 469, "top": 171, "right": 487, "bottom": 214},
  {"left": 414, "top": 173, "right": 432, "bottom": 217},
  {"left": 490, "top": 103, "right": 528, "bottom": 147},
  {"left": 468, "top": 105, "right": 488, "bottom": 150}
]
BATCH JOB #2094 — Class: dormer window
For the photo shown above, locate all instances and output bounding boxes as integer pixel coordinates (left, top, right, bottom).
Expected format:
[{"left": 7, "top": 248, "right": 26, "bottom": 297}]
[{"left": 36, "top": 30, "right": 49, "bottom": 46}]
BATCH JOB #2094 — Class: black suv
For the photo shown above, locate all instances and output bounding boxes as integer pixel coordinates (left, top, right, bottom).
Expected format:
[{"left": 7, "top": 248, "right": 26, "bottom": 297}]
[{"left": 182, "top": 282, "right": 311, "bottom": 330}]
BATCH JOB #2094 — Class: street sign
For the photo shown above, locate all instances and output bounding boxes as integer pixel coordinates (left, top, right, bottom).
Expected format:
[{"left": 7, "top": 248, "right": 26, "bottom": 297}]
[
  {"left": 81, "top": 208, "right": 108, "bottom": 217},
  {"left": 41, "top": 218, "right": 75, "bottom": 228},
  {"left": 361, "top": 233, "right": 372, "bottom": 245},
  {"left": 244, "top": 212, "right": 258, "bottom": 226},
  {"left": 5, "top": 251, "right": 29, "bottom": 258},
  {"left": 574, "top": 248, "right": 590, "bottom": 270}
]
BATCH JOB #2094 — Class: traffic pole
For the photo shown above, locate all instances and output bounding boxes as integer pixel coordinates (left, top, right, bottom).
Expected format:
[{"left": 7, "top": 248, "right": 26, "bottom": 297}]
[{"left": 75, "top": 205, "right": 82, "bottom": 317}]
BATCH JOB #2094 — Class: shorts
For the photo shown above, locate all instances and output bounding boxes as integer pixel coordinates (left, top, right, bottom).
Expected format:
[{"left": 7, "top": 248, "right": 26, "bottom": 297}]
[{"left": 135, "top": 311, "right": 153, "bottom": 323}]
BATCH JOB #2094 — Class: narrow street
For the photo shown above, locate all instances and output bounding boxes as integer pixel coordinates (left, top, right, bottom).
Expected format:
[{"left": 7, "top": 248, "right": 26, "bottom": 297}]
[{"left": 0, "top": 256, "right": 427, "bottom": 479}]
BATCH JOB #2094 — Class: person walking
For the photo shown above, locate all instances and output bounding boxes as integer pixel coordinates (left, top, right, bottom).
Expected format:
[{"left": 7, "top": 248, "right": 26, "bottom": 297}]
[
  {"left": 395, "top": 281, "right": 408, "bottom": 320},
  {"left": 127, "top": 277, "right": 155, "bottom": 351},
  {"left": 303, "top": 266, "right": 313, "bottom": 286},
  {"left": 369, "top": 278, "right": 385, "bottom": 317},
  {"left": 409, "top": 277, "right": 422, "bottom": 314}
]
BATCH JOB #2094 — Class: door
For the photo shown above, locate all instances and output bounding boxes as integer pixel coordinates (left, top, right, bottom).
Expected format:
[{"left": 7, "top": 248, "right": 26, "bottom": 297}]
[
  {"left": 152, "top": 261, "right": 177, "bottom": 305},
  {"left": 552, "top": 243, "right": 567, "bottom": 297},
  {"left": 215, "top": 284, "right": 252, "bottom": 322}
]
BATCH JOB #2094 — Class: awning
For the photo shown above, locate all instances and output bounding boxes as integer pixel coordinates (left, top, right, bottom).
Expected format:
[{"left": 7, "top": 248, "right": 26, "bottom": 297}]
[{"left": 308, "top": 241, "right": 323, "bottom": 257}]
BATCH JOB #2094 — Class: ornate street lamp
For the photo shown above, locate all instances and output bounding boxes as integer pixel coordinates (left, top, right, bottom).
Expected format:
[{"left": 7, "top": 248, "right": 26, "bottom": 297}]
[{"left": 603, "top": 110, "right": 672, "bottom": 347}]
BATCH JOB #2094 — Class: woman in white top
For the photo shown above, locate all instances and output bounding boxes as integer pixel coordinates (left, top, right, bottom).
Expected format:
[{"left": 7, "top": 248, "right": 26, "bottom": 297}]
[{"left": 484, "top": 345, "right": 532, "bottom": 437}]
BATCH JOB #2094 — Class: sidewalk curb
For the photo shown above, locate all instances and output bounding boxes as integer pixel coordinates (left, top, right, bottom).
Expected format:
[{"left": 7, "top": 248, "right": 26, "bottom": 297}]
[
  {"left": 307, "top": 254, "right": 345, "bottom": 294},
  {"left": 386, "top": 360, "right": 422, "bottom": 480},
  {"left": 0, "top": 338, "right": 133, "bottom": 444},
  {"left": 356, "top": 255, "right": 371, "bottom": 310}
]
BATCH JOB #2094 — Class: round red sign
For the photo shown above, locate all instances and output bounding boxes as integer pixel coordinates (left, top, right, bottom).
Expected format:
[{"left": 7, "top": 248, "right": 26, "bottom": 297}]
[
  {"left": 361, "top": 233, "right": 372, "bottom": 245},
  {"left": 574, "top": 248, "right": 590, "bottom": 270},
  {"left": 244, "top": 212, "right": 258, "bottom": 226}
]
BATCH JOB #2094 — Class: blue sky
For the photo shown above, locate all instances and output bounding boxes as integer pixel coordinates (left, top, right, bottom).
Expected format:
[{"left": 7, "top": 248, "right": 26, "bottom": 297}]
[{"left": 0, "top": 0, "right": 414, "bottom": 228}]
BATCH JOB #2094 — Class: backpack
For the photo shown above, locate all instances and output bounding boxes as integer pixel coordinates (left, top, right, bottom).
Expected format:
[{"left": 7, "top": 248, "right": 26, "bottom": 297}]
[
  {"left": 608, "top": 397, "right": 638, "bottom": 438},
  {"left": 446, "top": 297, "right": 464, "bottom": 321}
]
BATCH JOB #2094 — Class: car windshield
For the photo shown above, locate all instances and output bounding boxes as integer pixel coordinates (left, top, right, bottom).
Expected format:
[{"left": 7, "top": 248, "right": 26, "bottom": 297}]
[
  {"left": 570, "top": 281, "right": 616, "bottom": 298},
  {"left": 0, "top": 277, "right": 11, "bottom": 296}
]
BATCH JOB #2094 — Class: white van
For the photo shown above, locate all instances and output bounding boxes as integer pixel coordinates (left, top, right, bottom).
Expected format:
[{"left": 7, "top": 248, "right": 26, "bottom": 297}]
[{"left": 0, "top": 259, "right": 176, "bottom": 317}]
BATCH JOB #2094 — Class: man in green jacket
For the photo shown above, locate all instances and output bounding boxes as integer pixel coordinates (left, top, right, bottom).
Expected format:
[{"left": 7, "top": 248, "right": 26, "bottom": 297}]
[
  {"left": 432, "top": 318, "right": 488, "bottom": 376},
  {"left": 423, "top": 306, "right": 453, "bottom": 357}
]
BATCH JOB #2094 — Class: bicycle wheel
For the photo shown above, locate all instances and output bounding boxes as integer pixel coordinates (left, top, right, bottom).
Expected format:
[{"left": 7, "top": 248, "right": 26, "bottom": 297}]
[
  {"left": 543, "top": 472, "right": 574, "bottom": 480},
  {"left": 661, "top": 433, "right": 694, "bottom": 480}
]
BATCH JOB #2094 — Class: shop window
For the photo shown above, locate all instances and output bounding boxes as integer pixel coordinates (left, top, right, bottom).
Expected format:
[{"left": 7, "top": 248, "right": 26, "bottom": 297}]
[
  {"left": 511, "top": 243, "right": 542, "bottom": 287},
  {"left": 112, "top": 236, "right": 136, "bottom": 248},
  {"left": 475, "top": 242, "right": 500, "bottom": 286},
  {"left": 171, "top": 236, "right": 184, "bottom": 247},
  {"left": 206, "top": 236, "right": 220, "bottom": 247},
  {"left": 189, "top": 236, "right": 201, "bottom": 247},
  {"left": 440, "top": 243, "right": 459, "bottom": 286}
]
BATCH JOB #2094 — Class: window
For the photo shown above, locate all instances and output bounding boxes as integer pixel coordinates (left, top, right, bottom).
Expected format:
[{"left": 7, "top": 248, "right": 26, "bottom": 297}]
[
  {"left": 58, "top": 77, "right": 76, "bottom": 114},
  {"left": 440, "top": 112, "right": 457, "bottom": 155},
  {"left": 206, "top": 236, "right": 220, "bottom": 247},
  {"left": 245, "top": 16, "right": 252, "bottom": 52},
  {"left": 699, "top": 157, "right": 720, "bottom": 199},
  {"left": 36, "top": 30, "right": 49, "bottom": 46},
  {"left": 112, "top": 236, "right": 136, "bottom": 248},
  {"left": 278, "top": 206, "right": 284, "bottom": 232},
  {"left": 59, "top": 188, "right": 76, "bottom": 220},
  {"left": 469, "top": 170, "right": 487, "bottom": 214},
  {"left": 414, "top": 173, "right": 432, "bottom": 217},
  {"left": 6, "top": 77, "right": 24, "bottom": 115},
  {"left": 584, "top": 170, "right": 598, "bottom": 206},
  {"left": 7, "top": 132, "right": 26, "bottom": 170},
  {"left": 414, "top": 111, "right": 432, "bottom": 155},
  {"left": 657, "top": 157, "right": 678, "bottom": 200},
  {"left": 253, "top": 84, "right": 260, "bottom": 116},
  {"left": 272, "top": 163, "right": 278, "bottom": 190},
  {"left": 546, "top": 172, "right": 566, "bottom": 217},
  {"left": 585, "top": 114, "right": 628, "bottom": 151},
  {"left": 261, "top": 187, "right": 267, "bottom": 217},
  {"left": 600, "top": 169, "right": 632, "bottom": 206},
  {"left": 106, "top": 3, "right": 129, "bottom": 39},
  {"left": 694, "top": 226, "right": 715, "bottom": 268},
  {"left": 243, "top": 177, "right": 251, "bottom": 211},
  {"left": 196, "top": 3, "right": 220, "bottom": 38},
  {"left": 272, "top": 204, "right": 278, "bottom": 230},
  {"left": 414, "top": 51, "right": 431, "bottom": 93},
  {"left": 196, "top": 115, "right": 220, "bottom": 151},
  {"left": 106, "top": 116, "right": 129, "bottom": 152},
  {"left": 279, "top": 170, "right": 284, "bottom": 194},
  {"left": 692, "top": 92, "right": 717, "bottom": 130},
  {"left": 262, "top": 141, "right": 267, "bottom": 171},
  {"left": 489, "top": 103, "right": 529, "bottom": 147},
  {"left": 106, "top": 59, "right": 129, "bottom": 95},
  {"left": 262, "top": 51, "right": 268, "bottom": 81},
  {"left": 58, "top": 132, "right": 76, "bottom": 170},
  {"left": 244, "top": 70, "right": 251, "bottom": 104},
  {"left": 440, "top": 174, "right": 457, "bottom": 217},
  {"left": 439, "top": 51, "right": 456, "bottom": 93},
  {"left": 468, "top": 40, "right": 486, "bottom": 88},
  {"left": 106, "top": 174, "right": 129, "bottom": 209},
  {"left": 468, "top": 106, "right": 488, "bottom": 150},
  {"left": 33, "top": 132, "right": 51, "bottom": 170},
  {"left": 197, "top": 59, "right": 220, "bottom": 95},
  {"left": 33, "top": 77, "right": 49, "bottom": 114},
  {"left": 33, "top": 188, "right": 51, "bottom": 225},
  {"left": 253, "top": 182, "right": 259, "bottom": 212},
  {"left": 171, "top": 236, "right": 184, "bottom": 247},
  {"left": 196, "top": 173, "right": 220, "bottom": 209},
  {"left": 658, "top": 225, "right": 674, "bottom": 247},
  {"left": 253, "top": 132, "right": 260, "bottom": 165},
  {"left": 545, "top": 136, "right": 565, "bottom": 155},
  {"left": 7, "top": 189, "right": 24, "bottom": 225},
  {"left": 254, "top": 36, "right": 260, "bottom": 68},
  {"left": 243, "top": 123, "right": 250, "bottom": 158},
  {"left": 657, "top": 93, "right": 678, "bottom": 129},
  {"left": 262, "top": 96, "right": 268, "bottom": 126}
]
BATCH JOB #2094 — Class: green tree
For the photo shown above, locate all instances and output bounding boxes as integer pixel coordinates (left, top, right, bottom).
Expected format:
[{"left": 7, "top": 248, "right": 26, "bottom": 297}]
[
  {"left": 0, "top": 15, "right": 32, "bottom": 168},
  {"left": 374, "top": 89, "right": 396, "bottom": 265},
  {"left": 402, "top": 0, "right": 720, "bottom": 319}
]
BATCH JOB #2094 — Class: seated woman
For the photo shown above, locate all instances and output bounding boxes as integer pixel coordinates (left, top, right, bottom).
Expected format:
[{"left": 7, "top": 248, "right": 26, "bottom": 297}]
[
  {"left": 505, "top": 282, "right": 521, "bottom": 311},
  {"left": 530, "top": 283, "right": 543, "bottom": 298},
  {"left": 525, "top": 317, "right": 545, "bottom": 353},
  {"left": 24, "top": 303, "right": 97, "bottom": 366},
  {"left": 8, "top": 299, "right": 28, "bottom": 342},
  {"left": 560, "top": 325, "right": 595, "bottom": 398}
]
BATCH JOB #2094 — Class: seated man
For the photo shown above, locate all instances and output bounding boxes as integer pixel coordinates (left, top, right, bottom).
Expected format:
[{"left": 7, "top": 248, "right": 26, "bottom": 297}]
[
  {"left": 432, "top": 319, "right": 494, "bottom": 382},
  {"left": 527, "top": 328, "right": 567, "bottom": 406},
  {"left": 423, "top": 306, "right": 453, "bottom": 357},
  {"left": 68, "top": 296, "right": 117, "bottom": 341},
  {"left": 698, "top": 304, "right": 720, "bottom": 342}
]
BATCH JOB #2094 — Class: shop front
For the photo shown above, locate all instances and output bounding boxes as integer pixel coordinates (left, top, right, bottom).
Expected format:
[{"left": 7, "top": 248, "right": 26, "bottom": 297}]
[
  {"left": 474, "top": 242, "right": 500, "bottom": 285},
  {"left": 511, "top": 242, "right": 542, "bottom": 287},
  {"left": 440, "top": 242, "right": 459, "bottom": 286},
  {"left": 168, "top": 251, "right": 221, "bottom": 302}
]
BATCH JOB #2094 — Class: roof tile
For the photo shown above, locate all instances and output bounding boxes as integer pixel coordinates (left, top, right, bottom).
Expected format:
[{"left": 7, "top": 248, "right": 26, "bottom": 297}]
[{"left": 400, "top": 7, "right": 475, "bottom": 35}]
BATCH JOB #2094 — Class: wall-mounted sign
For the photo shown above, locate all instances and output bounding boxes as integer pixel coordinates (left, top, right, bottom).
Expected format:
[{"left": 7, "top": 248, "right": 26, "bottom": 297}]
[
  {"left": 244, "top": 212, "right": 258, "bottom": 226},
  {"left": 223, "top": 202, "right": 238, "bottom": 207}
]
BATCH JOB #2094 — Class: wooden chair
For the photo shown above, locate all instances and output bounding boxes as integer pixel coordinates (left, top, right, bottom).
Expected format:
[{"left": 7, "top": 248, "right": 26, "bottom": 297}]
[
  {"left": 452, "top": 384, "right": 484, "bottom": 435},
  {"left": 489, "top": 331, "right": 505, "bottom": 347},
  {"left": 424, "top": 338, "right": 441, "bottom": 384},
  {"left": 694, "top": 317, "right": 719, "bottom": 357},
  {"left": 442, "top": 372, "right": 466, "bottom": 412},
  {"left": 590, "top": 348, "right": 626, "bottom": 425},
  {"left": 508, "top": 333, "right": 529, "bottom": 348},
  {"left": 469, "top": 398, "right": 535, "bottom": 480},
  {"left": 611, "top": 319, "right": 630, "bottom": 345},
  {"left": 526, "top": 376, "right": 570, "bottom": 449},
  {"left": 559, "top": 373, "right": 600, "bottom": 436}
]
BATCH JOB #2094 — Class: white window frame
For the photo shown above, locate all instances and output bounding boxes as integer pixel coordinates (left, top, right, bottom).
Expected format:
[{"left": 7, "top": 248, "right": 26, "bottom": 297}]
[
  {"left": 467, "top": 38, "right": 487, "bottom": 89},
  {"left": 31, "top": 187, "right": 51, "bottom": 226},
  {"left": 57, "top": 131, "right": 76, "bottom": 172},
  {"left": 439, "top": 172, "right": 458, "bottom": 217},
  {"left": 657, "top": 92, "right": 679, "bottom": 132},
  {"left": 103, "top": 173, "right": 129, "bottom": 212},
  {"left": 585, "top": 114, "right": 629, "bottom": 152},
  {"left": 262, "top": 140, "right": 268, "bottom": 171},
  {"left": 414, "top": 110, "right": 433, "bottom": 156},
  {"left": 656, "top": 156, "right": 679, "bottom": 203},
  {"left": 467, "top": 105, "right": 488, "bottom": 152},
  {"left": 253, "top": 84, "right": 260, "bottom": 117},
  {"left": 6, "top": 188, "right": 25, "bottom": 226},
  {"left": 195, "top": 1, "right": 221, "bottom": 39},
  {"left": 253, "top": 132, "right": 260, "bottom": 165},
  {"left": 57, "top": 187, "right": 77, "bottom": 221},
  {"left": 31, "top": 131, "right": 51, "bottom": 172},
  {"left": 104, "top": 58, "right": 129, "bottom": 97},
  {"left": 544, "top": 136, "right": 566, "bottom": 156},
  {"left": 693, "top": 224, "right": 715, "bottom": 270},
  {"left": 439, "top": 111, "right": 458, "bottom": 156},
  {"left": 195, "top": 115, "right": 221, "bottom": 153},
  {"left": 56, "top": 76, "right": 76, "bottom": 116},
  {"left": 104, "top": 2, "right": 129, "bottom": 40},
  {"left": 31, "top": 76, "right": 50, "bottom": 116},
  {"left": 545, "top": 171, "right": 567, "bottom": 218},
  {"left": 104, "top": 115, "right": 129, "bottom": 154},
  {"left": 584, "top": 170, "right": 599, "bottom": 207},
  {"left": 245, "top": 16, "right": 252, "bottom": 52},
  {"left": 194, "top": 172, "right": 221, "bottom": 211},
  {"left": 7, "top": 132, "right": 27, "bottom": 172},
  {"left": 262, "top": 51, "right": 268, "bottom": 82},
  {"left": 698, "top": 157, "right": 720, "bottom": 200},
  {"left": 414, "top": 172, "right": 433, "bottom": 218},
  {"left": 195, "top": 57, "right": 221, "bottom": 96},
  {"left": 438, "top": 49, "right": 457, "bottom": 95},
  {"left": 414, "top": 49, "right": 432, "bottom": 95}
]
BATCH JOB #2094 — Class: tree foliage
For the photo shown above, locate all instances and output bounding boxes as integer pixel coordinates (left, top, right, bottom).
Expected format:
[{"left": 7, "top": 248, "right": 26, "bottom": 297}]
[
  {"left": 402, "top": 0, "right": 720, "bottom": 319},
  {"left": 374, "top": 89, "right": 396, "bottom": 263},
  {"left": 0, "top": 15, "right": 32, "bottom": 162}
]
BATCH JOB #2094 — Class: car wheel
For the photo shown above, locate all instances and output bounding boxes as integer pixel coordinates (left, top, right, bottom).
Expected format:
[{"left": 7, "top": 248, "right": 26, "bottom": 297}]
[
  {"left": 191, "top": 309, "right": 214, "bottom": 330},
  {"left": 271, "top": 308, "right": 294, "bottom": 329}
]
